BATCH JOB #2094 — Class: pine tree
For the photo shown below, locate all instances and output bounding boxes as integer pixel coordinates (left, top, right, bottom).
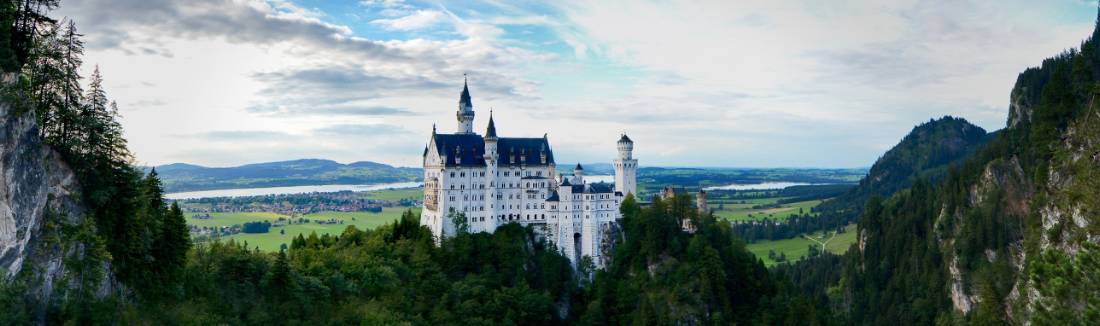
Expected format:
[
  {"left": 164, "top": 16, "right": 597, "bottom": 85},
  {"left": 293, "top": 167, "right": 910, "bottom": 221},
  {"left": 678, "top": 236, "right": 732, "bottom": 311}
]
[{"left": 158, "top": 202, "right": 191, "bottom": 281}]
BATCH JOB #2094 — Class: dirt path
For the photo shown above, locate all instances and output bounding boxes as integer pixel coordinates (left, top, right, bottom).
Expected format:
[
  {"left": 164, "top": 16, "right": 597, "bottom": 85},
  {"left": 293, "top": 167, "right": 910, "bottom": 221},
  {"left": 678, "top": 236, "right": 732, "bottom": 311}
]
[{"left": 802, "top": 231, "right": 838, "bottom": 251}]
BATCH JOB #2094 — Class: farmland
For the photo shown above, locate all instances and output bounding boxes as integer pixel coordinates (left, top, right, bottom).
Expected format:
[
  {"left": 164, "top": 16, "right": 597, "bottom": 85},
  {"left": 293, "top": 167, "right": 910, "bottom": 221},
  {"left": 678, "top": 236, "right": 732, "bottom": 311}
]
[
  {"left": 745, "top": 224, "right": 858, "bottom": 266},
  {"left": 188, "top": 207, "right": 420, "bottom": 251}
]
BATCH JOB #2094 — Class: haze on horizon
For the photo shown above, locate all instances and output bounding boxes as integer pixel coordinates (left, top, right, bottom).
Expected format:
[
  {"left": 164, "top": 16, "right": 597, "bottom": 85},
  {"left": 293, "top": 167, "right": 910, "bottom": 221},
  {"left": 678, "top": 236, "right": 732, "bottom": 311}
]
[{"left": 54, "top": 0, "right": 1097, "bottom": 168}]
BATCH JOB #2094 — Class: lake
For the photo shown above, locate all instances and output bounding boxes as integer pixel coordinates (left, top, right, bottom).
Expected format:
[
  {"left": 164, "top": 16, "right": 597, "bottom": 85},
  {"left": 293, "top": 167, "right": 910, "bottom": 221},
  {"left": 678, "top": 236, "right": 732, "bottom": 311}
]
[
  {"left": 164, "top": 175, "right": 619, "bottom": 200},
  {"left": 702, "top": 181, "right": 823, "bottom": 191}
]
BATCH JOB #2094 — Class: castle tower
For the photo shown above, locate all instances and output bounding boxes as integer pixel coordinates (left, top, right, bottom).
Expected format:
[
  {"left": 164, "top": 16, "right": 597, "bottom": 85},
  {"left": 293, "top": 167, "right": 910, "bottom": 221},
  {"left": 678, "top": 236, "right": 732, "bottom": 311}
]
[
  {"left": 483, "top": 111, "right": 499, "bottom": 231},
  {"left": 614, "top": 134, "right": 638, "bottom": 197},
  {"left": 457, "top": 76, "right": 475, "bottom": 134},
  {"left": 572, "top": 163, "right": 584, "bottom": 185}
]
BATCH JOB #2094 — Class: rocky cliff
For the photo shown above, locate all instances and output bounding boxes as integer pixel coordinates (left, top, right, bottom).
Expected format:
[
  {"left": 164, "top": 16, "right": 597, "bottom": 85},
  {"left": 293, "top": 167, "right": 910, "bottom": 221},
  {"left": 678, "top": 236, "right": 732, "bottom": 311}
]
[{"left": 0, "top": 83, "right": 115, "bottom": 315}]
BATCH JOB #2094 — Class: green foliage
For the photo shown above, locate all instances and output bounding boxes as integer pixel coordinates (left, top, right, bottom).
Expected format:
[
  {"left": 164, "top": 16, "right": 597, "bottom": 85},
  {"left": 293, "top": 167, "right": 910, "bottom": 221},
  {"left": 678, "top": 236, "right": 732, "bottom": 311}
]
[
  {"left": 1030, "top": 242, "right": 1100, "bottom": 325},
  {"left": 0, "top": 0, "right": 59, "bottom": 72},
  {"left": 133, "top": 212, "right": 577, "bottom": 325},
  {"left": 579, "top": 193, "right": 818, "bottom": 325}
]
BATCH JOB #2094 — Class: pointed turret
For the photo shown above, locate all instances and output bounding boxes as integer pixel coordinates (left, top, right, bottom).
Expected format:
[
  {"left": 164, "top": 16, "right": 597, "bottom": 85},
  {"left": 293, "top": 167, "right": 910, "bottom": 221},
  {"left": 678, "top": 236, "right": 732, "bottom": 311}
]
[
  {"left": 456, "top": 75, "right": 475, "bottom": 134},
  {"left": 572, "top": 163, "right": 584, "bottom": 185},
  {"left": 460, "top": 75, "right": 473, "bottom": 110},
  {"left": 485, "top": 109, "right": 497, "bottom": 139}
]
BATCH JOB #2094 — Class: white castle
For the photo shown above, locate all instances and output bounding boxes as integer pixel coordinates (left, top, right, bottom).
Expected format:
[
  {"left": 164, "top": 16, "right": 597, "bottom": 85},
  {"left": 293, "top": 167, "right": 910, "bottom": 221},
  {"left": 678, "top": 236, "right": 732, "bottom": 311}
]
[{"left": 420, "top": 79, "right": 638, "bottom": 267}]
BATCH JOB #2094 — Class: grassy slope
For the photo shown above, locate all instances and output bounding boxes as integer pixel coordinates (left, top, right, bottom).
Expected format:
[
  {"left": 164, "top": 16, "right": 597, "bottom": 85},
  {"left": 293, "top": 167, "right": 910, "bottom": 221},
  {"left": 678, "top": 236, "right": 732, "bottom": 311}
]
[
  {"left": 360, "top": 188, "right": 423, "bottom": 201},
  {"left": 746, "top": 224, "right": 857, "bottom": 266},
  {"left": 189, "top": 207, "right": 421, "bottom": 251},
  {"left": 711, "top": 198, "right": 822, "bottom": 222}
]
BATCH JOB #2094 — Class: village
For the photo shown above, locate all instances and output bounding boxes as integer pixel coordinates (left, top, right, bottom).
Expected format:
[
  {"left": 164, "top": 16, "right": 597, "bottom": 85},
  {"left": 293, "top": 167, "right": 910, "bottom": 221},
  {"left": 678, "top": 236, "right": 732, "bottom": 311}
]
[{"left": 179, "top": 190, "right": 418, "bottom": 217}]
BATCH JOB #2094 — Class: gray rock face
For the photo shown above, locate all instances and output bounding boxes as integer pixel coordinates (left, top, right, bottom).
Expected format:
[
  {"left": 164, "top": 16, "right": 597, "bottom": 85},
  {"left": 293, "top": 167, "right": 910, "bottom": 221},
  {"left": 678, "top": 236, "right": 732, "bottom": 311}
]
[{"left": 0, "top": 83, "right": 113, "bottom": 308}]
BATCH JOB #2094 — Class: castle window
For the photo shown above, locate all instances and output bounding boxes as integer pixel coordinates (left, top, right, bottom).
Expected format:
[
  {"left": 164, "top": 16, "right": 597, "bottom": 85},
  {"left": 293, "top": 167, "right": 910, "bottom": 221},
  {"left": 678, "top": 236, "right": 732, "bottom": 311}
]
[
  {"left": 450, "top": 172, "right": 455, "bottom": 177},
  {"left": 504, "top": 171, "right": 510, "bottom": 176},
  {"left": 460, "top": 172, "right": 465, "bottom": 177},
  {"left": 461, "top": 185, "right": 465, "bottom": 190}
]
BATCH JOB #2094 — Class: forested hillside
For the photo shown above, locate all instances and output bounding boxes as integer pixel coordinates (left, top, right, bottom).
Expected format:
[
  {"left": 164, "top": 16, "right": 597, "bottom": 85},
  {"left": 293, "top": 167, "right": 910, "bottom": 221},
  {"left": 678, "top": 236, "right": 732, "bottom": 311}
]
[
  {"left": 1, "top": 1, "right": 190, "bottom": 323},
  {"left": 815, "top": 116, "right": 991, "bottom": 220},
  {"left": 779, "top": 9, "right": 1100, "bottom": 325}
]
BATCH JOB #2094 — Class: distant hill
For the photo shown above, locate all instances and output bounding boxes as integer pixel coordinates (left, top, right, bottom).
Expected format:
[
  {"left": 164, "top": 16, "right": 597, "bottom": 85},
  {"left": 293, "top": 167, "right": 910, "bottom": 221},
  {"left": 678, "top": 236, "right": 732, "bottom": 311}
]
[
  {"left": 816, "top": 116, "right": 992, "bottom": 216},
  {"left": 150, "top": 159, "right": 421, "bottom": 193}
]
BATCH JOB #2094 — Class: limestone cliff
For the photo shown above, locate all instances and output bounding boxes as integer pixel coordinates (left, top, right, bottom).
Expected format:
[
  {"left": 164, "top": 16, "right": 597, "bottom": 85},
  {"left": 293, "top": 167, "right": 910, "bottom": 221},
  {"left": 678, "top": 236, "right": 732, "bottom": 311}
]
[{"left": 0, "top": 81, "right": 116, "bottom": 314}]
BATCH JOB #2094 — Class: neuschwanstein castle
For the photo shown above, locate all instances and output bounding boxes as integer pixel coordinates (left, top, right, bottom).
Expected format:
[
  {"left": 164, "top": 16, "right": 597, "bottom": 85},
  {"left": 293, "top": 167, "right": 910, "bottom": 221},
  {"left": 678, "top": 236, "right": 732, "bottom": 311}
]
[{"left": 420, "top": 80, "right": 637, "bottom": 267}]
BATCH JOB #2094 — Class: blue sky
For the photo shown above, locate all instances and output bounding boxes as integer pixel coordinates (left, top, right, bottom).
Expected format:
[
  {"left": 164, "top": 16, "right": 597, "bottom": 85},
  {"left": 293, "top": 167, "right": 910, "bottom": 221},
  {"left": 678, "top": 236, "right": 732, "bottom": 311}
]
[{"left": 52, "top": 0, "right": 1098, "bottom": 168}]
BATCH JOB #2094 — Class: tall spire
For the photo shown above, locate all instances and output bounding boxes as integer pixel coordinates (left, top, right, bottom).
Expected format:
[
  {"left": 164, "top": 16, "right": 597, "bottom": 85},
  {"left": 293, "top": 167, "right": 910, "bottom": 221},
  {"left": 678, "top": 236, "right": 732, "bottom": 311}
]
[
  {"left": 485, "top": 109, "right": 497, "bottom": 139},
  {"left": 456, "top": 74, "right": 475, "bottom": 134},
  {"left": 459, "top": 73, "right": 472, "bottom": 110}
]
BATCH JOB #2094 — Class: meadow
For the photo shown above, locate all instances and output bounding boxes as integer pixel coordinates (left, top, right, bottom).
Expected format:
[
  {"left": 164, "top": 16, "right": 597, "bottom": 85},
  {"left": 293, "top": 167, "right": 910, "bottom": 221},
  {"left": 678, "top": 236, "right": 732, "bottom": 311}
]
[
  {"left": 745, "top": 224, "right": 857, "bottom": 266},
  {"left": 189, "top": 207, "right": 421, "bottom": 251},
  {"left": 359, "top": 187, "right": 423, "bottom": 201},
  {"left": 709, "top": 197, "right": 823, "bottom": 222}
]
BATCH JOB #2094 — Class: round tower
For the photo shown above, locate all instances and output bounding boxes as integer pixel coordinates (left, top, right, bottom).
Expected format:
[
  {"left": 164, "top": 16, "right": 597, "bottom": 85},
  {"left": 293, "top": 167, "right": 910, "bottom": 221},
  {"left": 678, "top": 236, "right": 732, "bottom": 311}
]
[
  {"left": 572, "top": 163, "right": 584, "bottom": 185},
  {"left": 614, "top": 134, "right": 638, "bottom": 197}
]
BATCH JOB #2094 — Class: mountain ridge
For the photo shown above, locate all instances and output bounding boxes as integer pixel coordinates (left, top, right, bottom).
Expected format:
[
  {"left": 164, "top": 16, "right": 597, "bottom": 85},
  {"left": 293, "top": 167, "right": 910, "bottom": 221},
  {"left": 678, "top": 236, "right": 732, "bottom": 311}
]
[{"left": 150, "top": 158, "right": 421, "bottom": 193}]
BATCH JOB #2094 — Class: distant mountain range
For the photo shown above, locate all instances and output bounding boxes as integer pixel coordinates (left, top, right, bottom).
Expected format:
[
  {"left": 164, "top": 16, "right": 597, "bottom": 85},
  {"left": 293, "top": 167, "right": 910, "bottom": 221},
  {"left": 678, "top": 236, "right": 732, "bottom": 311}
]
[
  {"left": 150, "top": 159, "right": 421, "bottom": 193},
  {"left": 153, "top": 158, "right": 869, "bottom": 194}
]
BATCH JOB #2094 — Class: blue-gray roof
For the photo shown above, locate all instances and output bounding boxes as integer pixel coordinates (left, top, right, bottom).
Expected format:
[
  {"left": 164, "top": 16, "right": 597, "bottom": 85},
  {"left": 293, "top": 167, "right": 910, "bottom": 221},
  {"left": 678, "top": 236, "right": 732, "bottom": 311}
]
[
  {"left": 460, "top": 79, "right": 472, "bottom": 108},
  {"left": 428, "top": 134, "right": 554, "bottom": 167}
]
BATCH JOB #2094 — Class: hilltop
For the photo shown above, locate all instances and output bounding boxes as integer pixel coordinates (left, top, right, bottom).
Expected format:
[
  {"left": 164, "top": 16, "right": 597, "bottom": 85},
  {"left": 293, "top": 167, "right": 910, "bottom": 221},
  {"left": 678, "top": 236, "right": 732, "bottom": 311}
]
[
  {"left": 815, "top": 116, "right": 993, "bottom": 218},
  {"left": 149, "top": 159, "right": 421, "bottom": 192}
]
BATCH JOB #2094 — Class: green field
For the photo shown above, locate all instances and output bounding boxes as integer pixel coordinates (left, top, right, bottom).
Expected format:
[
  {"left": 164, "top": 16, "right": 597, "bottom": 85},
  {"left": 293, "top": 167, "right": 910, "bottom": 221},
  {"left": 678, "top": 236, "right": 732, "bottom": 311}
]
[
  {"left": 711, "top": 198, "right": 822, "bottom": 222},
  {"left": 746, "top": 224, "right": 857, "bottom": 266},
  {"left": 360, "top": 187, "right": 423, "bottom": 201},
  {"left": 189, "top": 207, "right": 420, "bottom": 251}
]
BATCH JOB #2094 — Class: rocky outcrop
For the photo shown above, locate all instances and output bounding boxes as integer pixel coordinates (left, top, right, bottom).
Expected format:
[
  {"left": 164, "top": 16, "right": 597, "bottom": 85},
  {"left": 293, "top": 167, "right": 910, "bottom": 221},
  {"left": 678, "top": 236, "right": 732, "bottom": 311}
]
[
  {"left": 0, "top": 78, "right": 115, "bottom": 312},
  {"left": 1007, "top": 86, "right": 1034, "bottom": 129}
]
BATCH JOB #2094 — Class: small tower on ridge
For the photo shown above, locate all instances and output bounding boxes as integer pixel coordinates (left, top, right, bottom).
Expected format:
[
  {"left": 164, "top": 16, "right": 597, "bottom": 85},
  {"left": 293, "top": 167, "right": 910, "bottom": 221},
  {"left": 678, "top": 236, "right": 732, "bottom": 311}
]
[{"left": 614, "top": 134, "right": 638, "bottom": 197}]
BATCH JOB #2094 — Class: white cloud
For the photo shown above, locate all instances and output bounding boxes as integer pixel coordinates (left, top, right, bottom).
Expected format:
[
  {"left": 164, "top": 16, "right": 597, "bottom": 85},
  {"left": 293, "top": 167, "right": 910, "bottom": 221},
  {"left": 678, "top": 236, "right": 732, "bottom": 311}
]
[
  {"left": 371, "top": 10, "right": 446, "bottom": 31},
  {"left": 50, "top": 0, "right": 1100, "bottom": 168}
]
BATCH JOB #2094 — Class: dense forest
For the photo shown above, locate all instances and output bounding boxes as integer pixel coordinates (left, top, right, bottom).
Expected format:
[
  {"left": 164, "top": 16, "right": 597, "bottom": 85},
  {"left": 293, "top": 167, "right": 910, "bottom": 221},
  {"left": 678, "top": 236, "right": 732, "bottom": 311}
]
[
  {"left": 727, "top": 117, "right": 990, "bottom": 244},
  {"left": 774, "top": 9, "right": 1100, "bottom": 325}
]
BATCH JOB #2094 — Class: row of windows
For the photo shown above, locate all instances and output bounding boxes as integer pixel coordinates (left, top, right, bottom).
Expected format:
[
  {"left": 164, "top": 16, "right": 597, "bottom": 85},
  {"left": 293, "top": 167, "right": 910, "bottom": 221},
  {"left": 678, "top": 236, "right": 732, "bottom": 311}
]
[
  {"left": 451, "top": 209, "right": 617, "bottom": 226},
  {"left": 447, "top": 170, "right": 547, "bottom": 178},
  {"left": 448, "top": 181, "right": 548, "bottom": 190}
]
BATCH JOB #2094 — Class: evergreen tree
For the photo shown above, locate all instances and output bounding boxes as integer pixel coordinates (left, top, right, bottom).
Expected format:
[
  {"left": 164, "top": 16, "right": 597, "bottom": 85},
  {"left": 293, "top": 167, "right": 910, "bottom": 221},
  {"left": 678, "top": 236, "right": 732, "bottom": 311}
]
[{"left": 157, "top": 202, "right": 191, "bottom": 287}]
